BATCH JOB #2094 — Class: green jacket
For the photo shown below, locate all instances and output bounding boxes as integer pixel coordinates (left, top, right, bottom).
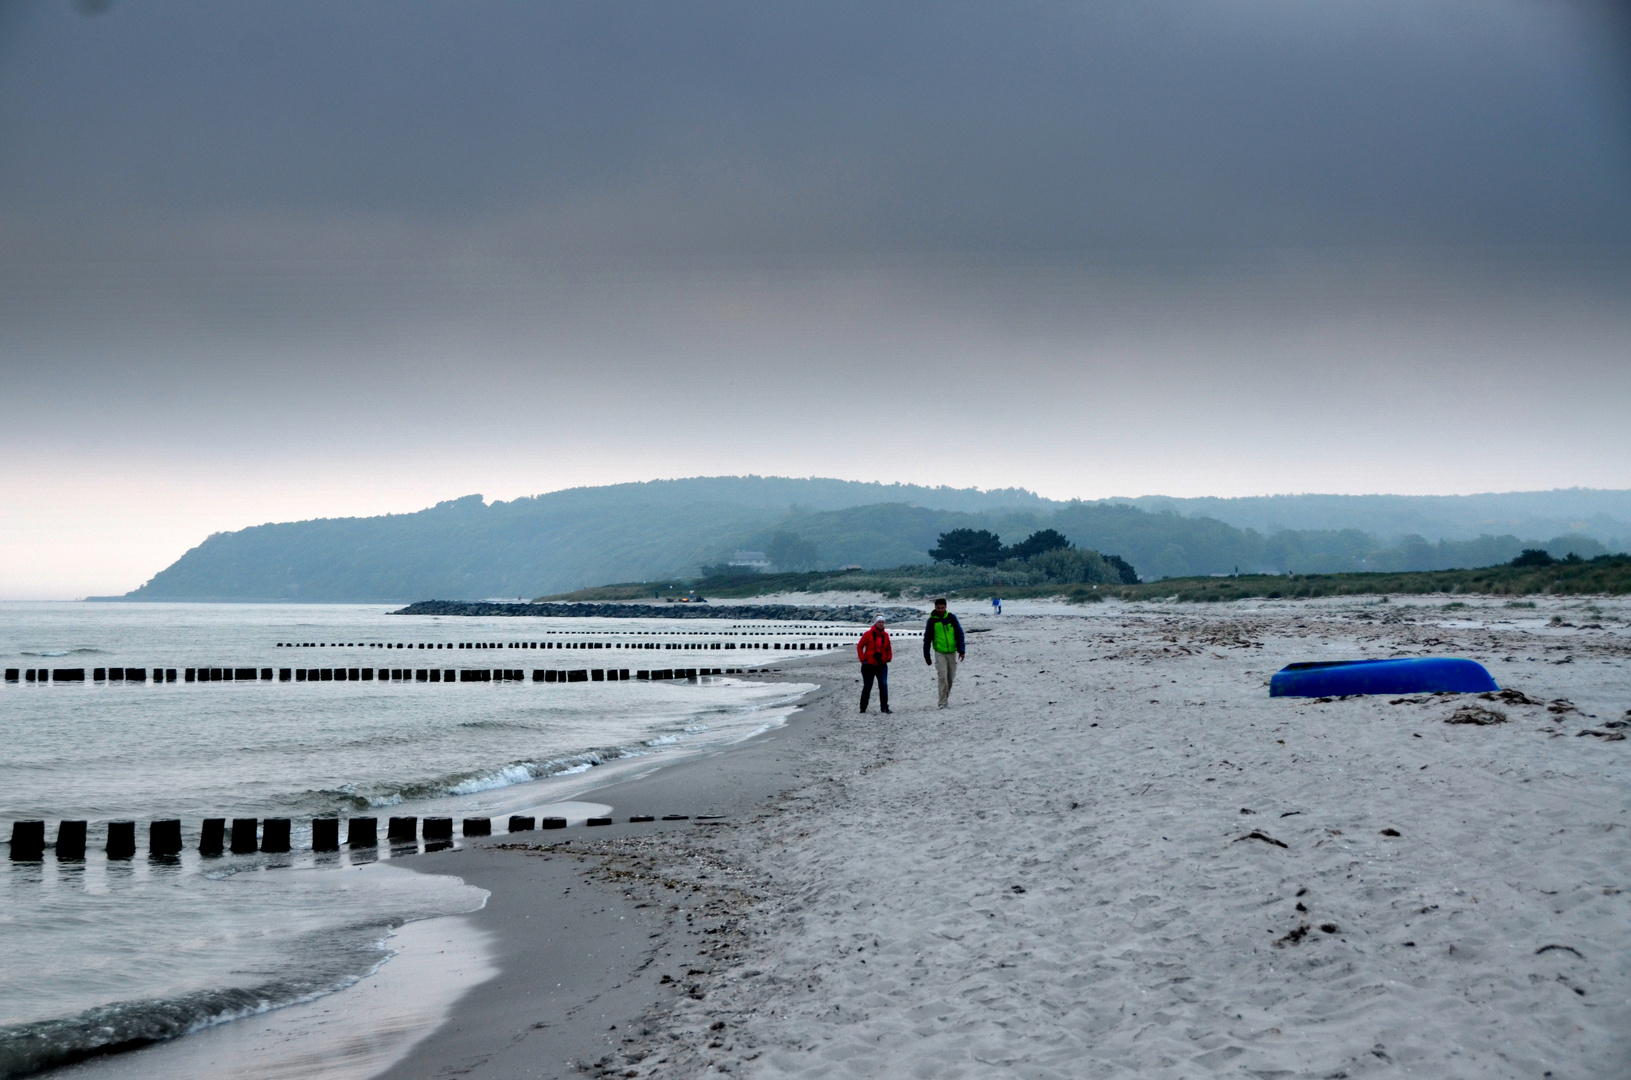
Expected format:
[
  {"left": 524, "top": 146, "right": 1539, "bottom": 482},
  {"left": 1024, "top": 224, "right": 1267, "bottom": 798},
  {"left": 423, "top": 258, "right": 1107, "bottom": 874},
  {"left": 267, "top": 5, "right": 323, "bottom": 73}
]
[{"left": 923, "top": 612, "right": 965, "bottom": 659}]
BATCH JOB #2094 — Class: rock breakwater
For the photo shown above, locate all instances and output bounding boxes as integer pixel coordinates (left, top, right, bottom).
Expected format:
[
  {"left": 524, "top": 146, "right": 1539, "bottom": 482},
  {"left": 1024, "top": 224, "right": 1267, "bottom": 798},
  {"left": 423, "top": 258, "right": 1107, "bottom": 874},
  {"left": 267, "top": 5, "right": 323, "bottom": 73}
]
[{"left": 393, "top": 600, "right": 925, "bottom": 623}]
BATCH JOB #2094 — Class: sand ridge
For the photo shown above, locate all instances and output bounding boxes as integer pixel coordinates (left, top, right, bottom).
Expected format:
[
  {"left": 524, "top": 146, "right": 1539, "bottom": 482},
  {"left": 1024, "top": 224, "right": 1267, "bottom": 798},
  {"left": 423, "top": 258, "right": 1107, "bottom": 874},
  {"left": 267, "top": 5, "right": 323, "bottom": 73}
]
[{"left": 572, "top": 598, "right": 1628, "bottom": 1078}]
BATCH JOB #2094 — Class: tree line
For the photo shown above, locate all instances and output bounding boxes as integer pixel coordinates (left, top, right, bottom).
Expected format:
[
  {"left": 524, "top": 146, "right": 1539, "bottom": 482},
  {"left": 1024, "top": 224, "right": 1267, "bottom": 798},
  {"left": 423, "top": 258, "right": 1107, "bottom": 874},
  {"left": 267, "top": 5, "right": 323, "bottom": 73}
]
[{"left": 929, "top": 528, "right": 1141, "bottom": 584}]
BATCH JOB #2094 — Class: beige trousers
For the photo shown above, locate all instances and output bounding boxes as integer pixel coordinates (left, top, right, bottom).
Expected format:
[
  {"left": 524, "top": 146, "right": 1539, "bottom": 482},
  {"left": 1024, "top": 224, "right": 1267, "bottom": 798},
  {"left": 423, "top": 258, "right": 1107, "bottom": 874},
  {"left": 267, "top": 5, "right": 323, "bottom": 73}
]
[{"left": 934, "top": 650, "right": 958, "bottom": 707}]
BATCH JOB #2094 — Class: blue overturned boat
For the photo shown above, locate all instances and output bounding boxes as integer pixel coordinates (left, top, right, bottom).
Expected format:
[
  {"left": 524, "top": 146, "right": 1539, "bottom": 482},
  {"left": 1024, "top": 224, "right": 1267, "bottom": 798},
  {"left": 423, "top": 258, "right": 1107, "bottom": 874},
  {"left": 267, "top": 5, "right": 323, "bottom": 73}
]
[{"left": 1270, "top": 657, "right": 1498, "bottom": 698}]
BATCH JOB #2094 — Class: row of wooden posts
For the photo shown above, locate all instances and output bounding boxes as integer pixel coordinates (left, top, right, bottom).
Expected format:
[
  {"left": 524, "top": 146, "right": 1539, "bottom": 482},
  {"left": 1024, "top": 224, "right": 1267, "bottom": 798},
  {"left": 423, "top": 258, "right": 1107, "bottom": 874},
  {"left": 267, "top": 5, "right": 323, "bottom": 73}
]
[
  {"left": 7, "top": 812, "right": 686, "bottom": 860},
  {"left": 279, "top": 640, "right": 840, "bottom": 650},
  {"left": 7, "top": 666, "right": 749, "bottom": 684},
  {"left": 8, "top": 640, "right": 840, "bottom": 683}
]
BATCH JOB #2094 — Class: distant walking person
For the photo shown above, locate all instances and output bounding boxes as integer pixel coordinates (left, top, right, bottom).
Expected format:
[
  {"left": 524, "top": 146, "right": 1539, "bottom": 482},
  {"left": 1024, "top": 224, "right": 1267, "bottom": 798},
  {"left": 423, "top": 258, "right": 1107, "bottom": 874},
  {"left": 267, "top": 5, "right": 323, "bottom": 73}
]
[
  {"left": 923, "top": 599, "right": 966, "bottom": 708},
  {"left": 991, "top": 595, "right": 1002, "bottom": 615},
  {"left": 856, "top": 615, "right": 892, "bottom": 714}
]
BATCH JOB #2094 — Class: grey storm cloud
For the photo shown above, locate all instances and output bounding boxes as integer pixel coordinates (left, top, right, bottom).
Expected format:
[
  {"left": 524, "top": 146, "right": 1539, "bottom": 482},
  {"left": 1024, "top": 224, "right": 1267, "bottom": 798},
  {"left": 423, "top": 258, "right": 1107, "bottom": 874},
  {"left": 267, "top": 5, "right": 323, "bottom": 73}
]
[
  {"left": 2, "top": 1, "right": 1630, "bottom": 601},
  {"left": 1, "top": 0, "right": 1628, "bottom": 257}
]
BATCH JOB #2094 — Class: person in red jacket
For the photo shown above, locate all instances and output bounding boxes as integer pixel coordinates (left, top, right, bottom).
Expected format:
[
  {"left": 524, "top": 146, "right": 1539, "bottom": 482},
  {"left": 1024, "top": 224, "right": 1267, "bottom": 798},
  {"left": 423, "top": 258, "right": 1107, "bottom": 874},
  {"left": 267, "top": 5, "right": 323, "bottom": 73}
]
[{"left": 856, "top": 615, "right": 892, "bottom": 714}]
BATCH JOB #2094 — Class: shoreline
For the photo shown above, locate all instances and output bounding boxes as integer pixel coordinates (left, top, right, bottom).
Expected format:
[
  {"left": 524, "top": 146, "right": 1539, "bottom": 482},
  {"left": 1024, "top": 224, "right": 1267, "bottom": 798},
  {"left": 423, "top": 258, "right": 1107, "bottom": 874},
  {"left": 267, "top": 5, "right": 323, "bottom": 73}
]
[
  {"left": 389, "top": 597, "right": 1627, "bottom": 1078},
  {"left": 31, "top": 594, "right": 1630, "bottom": 1077},
  {"left": 377, "top": 664, "right": 842, "bottom": 1078},
  {"left": 54, "top": 916, "right": 498, "bottom": 1080},
  {"left": 33, "top": 661, "right": 843, "bottom": 1080},
  {"left": 8, "top": 659, "right": 828, "bottom": 1080}
]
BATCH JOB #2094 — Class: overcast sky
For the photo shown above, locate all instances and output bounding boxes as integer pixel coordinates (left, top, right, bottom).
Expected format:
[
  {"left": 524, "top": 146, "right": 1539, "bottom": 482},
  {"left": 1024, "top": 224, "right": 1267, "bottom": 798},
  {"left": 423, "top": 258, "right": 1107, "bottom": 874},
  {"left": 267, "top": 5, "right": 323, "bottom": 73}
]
[{"left": 2, "top": 0, "right": 1628, "bottom": 597}]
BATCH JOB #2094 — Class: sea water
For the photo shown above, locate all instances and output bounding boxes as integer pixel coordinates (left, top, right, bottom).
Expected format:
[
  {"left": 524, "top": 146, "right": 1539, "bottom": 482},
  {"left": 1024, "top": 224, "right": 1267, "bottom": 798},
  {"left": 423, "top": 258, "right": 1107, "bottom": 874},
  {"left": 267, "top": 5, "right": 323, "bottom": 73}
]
[{"left": 0, "top": 603, "right": 818, "bottom": 1076}]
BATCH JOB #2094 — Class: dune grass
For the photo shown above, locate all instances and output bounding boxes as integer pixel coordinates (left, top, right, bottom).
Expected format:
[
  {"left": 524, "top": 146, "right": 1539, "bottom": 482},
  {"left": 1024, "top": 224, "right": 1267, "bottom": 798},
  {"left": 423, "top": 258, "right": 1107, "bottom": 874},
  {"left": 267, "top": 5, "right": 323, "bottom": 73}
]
[
  {"left": 539, "top": 554, "right": 1631, "bottom": 605},
  {"left": 1107, "top": 554, "right": 1631, "bottom": 603}
]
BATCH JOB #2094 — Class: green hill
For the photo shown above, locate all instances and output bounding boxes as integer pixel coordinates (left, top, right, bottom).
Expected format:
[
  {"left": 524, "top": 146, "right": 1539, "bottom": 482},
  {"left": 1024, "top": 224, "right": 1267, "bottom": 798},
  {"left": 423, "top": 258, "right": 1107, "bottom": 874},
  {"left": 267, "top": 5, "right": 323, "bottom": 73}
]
[
  {"left": 110, "top": 477, "right": 1631, "bottom": 602},
  {"left": 115, "top": 477, "right": 1059, "bottom": 601}
]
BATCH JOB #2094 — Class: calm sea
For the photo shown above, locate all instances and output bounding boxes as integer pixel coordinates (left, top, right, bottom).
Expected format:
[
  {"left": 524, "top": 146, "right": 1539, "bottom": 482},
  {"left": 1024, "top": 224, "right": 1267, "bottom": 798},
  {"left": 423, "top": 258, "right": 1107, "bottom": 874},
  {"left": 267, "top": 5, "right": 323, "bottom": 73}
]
[{"left": 0, "top": 603, "right": 823, "bottom": 1077}]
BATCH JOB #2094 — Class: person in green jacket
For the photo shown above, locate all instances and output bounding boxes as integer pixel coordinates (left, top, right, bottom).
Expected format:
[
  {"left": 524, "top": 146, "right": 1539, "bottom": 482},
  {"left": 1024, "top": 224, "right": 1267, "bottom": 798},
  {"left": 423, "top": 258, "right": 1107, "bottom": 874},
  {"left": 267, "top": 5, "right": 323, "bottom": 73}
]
[{"left": 922, "top": 598, "right": 966, "bottom": 708}]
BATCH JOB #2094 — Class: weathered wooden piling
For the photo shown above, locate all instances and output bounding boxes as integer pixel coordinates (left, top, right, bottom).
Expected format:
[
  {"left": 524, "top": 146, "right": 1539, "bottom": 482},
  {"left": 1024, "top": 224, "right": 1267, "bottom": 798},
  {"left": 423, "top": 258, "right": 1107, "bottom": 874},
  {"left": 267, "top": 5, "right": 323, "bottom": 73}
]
[
  {"left": 261, "top": 818, "right": 291, "bottom": 853},
  {"left": 149, "top": 819, "right": 183, "bottom": 856},
  {"left": 200, "top": 818, "right": 226, "bottom": 855},
  {"left": 347, "top": 817, "right": 378, "bottom": 847},
  {"left": 423, "top": 817, "right": 453, "bottom": 840},
  {"left": 106, "top": 821, "right": 136, "bottom": 859},
  {"left": 540, "top": 816, "right": 567, "bottom": 829},
  {"left": 230, "top": 818, "right": 258, "bottom": 854},
  {"left": 387, "top": 816, "right": 417, "bottom": 841},
  {"left": 462, "top": 817, "right": 491, "bottom": 836},
  {"left": 56, "top": 820, "right": 86, "bottom": 859},
  {"left": 9, "top": 820, "right": 45, "bottom": 860},
  {"left": 312, "top": 818, "right": 340, "bottom": 851},
  {"left": 508, "top": 815, "right": 535, "bottom": 832}
]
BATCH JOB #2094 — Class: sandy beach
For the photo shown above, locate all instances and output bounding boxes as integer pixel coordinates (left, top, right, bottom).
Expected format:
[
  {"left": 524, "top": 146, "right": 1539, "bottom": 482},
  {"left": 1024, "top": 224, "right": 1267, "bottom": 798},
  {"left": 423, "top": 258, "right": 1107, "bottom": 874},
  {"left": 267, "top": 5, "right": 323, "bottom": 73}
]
[{"left": 144, "top": 593, "right": 1625, "bottom": 1080}]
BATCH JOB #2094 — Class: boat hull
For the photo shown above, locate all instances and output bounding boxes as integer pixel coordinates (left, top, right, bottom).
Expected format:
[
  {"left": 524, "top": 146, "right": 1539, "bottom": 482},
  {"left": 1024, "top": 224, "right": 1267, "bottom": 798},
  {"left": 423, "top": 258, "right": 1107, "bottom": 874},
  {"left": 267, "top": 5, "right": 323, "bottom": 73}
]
[{"left": 1269, "top": 657, "right": 1498, "bottom": 698}]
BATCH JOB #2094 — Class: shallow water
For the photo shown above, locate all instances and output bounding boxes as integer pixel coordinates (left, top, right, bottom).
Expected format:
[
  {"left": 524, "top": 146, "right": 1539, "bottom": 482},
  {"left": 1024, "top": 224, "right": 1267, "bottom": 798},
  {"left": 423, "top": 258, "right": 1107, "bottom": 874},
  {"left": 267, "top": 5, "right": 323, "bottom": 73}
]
[{"left": 0, "top": 602, "right": 824, "bottom": 1076}]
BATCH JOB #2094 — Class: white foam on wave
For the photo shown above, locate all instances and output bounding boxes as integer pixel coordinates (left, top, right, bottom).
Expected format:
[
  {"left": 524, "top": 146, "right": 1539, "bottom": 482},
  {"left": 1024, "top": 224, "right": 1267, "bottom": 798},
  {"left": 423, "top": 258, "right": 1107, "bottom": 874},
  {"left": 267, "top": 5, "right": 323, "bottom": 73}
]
[
  {"left": 413, "top": 695, "right": 798, "bottom": 802},
  {"left": 448, "top": 763, "right": 539, "bottom": 794}
]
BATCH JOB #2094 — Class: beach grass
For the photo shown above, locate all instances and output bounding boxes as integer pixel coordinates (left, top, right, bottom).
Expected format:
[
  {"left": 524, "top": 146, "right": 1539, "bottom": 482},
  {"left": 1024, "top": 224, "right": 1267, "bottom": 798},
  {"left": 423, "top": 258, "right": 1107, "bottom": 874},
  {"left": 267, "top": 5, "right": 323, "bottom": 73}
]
[
  {"left": 538, "top": 554, "right": 1631, "bottom": 605},
  {"left": 1109, "top": 553, "right": 1631, "bottom": 602}
]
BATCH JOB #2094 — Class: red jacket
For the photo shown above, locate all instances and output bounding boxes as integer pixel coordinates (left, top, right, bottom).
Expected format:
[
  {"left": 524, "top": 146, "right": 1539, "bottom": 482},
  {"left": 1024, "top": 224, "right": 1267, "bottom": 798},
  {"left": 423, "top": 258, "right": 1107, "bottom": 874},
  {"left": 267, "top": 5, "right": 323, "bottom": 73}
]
[{"left": 856, "top": 626, "right": 892, "bottom": 665}]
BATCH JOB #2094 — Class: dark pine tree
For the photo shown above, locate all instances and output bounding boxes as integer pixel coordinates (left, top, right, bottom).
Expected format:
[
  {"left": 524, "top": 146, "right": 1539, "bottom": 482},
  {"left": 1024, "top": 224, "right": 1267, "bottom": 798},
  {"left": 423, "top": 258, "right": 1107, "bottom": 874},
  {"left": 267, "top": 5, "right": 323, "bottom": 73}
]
[
  {"left": 930, "top": 528, "right": 1005, "bottom": 567},
  {"left": 1005, "top": 529, "right": 1073, "bottom": 561},
  {"left": 1104, "top": 554, "right": 1141, "bottom": 584}
]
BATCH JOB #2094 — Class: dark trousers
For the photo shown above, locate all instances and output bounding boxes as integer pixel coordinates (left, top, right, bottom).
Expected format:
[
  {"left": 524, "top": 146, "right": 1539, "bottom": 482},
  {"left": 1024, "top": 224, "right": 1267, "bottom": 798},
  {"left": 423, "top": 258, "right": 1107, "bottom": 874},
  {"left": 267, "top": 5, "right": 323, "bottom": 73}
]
[{"left": 860, "top": 663, "right": 889, "bottom": 711}]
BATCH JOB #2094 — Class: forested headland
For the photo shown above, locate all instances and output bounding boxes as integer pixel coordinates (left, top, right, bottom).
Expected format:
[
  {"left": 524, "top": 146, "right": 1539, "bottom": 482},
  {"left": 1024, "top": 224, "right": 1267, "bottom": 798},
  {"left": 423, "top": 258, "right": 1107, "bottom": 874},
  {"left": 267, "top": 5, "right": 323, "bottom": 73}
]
[{"left": 106, "top": 477, "right": 1631, "bottom": 602}]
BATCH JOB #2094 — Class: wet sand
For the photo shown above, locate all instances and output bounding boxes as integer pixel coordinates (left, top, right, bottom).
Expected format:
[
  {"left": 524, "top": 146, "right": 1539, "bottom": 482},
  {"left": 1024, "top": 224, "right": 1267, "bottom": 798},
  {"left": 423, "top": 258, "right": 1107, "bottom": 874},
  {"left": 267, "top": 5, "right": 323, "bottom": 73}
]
[
  {"left": 374, "top": 674, "right": 841, "bottom": 1078},
  {"left": 55, "top": 916, "right": 497, "bottom": 1080}
]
